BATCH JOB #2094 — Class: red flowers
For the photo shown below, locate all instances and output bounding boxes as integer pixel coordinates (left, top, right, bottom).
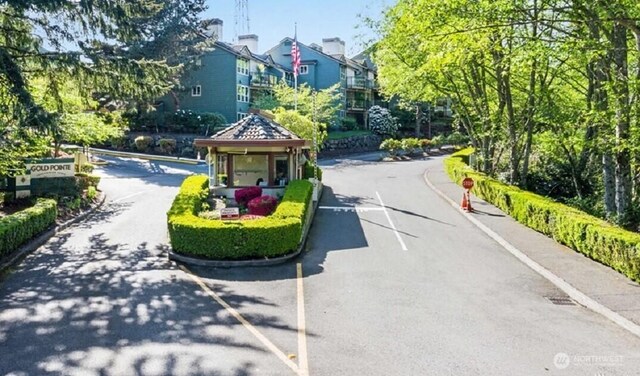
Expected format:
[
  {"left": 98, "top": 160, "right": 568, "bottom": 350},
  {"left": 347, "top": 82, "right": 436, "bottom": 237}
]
[{"left": 247, "top": 195, "right": 278, "bottom": 216}]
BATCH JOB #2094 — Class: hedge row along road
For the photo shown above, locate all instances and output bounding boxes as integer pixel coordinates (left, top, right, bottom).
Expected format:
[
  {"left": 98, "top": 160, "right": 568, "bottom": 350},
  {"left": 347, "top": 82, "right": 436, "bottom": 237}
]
[{"left": 0, "top": 153, "right": 638, "bottom": 375}]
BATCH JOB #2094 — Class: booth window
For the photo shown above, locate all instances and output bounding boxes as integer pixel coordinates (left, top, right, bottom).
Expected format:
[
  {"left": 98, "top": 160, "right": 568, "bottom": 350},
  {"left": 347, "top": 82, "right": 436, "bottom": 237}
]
[
  {"left": 233, "top": 155, "right": 268, "bottom": 187},
  {"left": 274, "top": 155, "right": 288, "bottom": 186}
]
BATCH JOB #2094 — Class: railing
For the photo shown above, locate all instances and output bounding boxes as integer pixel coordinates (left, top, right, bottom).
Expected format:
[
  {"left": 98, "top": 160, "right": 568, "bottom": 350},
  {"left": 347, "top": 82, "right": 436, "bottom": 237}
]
[
  {"left": 250, "top": 72, "right": 294, "bottom": 88},
  {"left": 346, "top": 100, "right": 367, "bottom": 110},
  {"left": 346, "top": 77, "right": 374, "bottom": 89}
]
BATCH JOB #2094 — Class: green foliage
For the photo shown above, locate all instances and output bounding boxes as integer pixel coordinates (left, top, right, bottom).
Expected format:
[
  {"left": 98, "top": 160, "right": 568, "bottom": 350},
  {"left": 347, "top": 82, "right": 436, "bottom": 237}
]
[
  {"left": 379, "top": 139, "right": 403, "bottom": 156},
  {"left": 0, "top": 0, "right": 211, "bottom": 174},
  {"left": 326, "top": 130, "right": 373, "bottom": 140},
  {"left": 158, "top": 139, "right": 177, "bottom": 154},
  {"left": 170, "top": 110, "right": 227, "bottom": 134},
  {"left": 167, "top": 177, "right": 313, "bottom": 259},
  {"left": 302, "top": 162, "right": 323, "bottom": 181},
  {"left": 134, "top": 136, "right": 154, "bottom": 152},
  {"left": 75, "top": 173, "right": 101, "bottom": 190},
  {"left": 401, "top": 137, "right": 422, "bottom": 151},
  {"left": 445, "top": 149, "right": 640, "bottom": 282},
  {"left": 0, "top": 199, "right": 57, "bottom": 257},
  {"left": 252, "top": 82, "right": 342, "bottom": 129},
  {"left": 340, "top": 117, "right": 359, "bottom": 131},
  {"left": 274, "top": 109, "right": 327, "bottom": 145},
  {"left": 380, "top": 138, "right": 423, "bottom": 156},
  {"left": 86, "top": 186, "right": 97, "bottom": 200}
]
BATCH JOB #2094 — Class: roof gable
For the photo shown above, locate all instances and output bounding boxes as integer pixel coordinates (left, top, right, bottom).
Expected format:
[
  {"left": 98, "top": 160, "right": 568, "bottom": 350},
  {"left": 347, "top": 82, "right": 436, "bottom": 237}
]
[{"left": 211, "top": 114, "right": 302, "bottom": 141}]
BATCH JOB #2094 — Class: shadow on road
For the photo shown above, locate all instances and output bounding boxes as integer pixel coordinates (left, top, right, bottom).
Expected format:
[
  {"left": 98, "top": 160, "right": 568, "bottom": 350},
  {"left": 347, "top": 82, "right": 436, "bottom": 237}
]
[
  {"left": 185, "top": 185, "right": 369, "bottom": 283},
  {"left": 0, "top": 231, "right": 297, "bottom": 375}
]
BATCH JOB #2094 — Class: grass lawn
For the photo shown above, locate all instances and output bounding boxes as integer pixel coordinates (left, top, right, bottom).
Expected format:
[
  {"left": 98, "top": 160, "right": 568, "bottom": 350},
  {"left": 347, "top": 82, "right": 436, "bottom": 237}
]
[{"left": 327, "top": 130, "right": 373, "bottom": 140}]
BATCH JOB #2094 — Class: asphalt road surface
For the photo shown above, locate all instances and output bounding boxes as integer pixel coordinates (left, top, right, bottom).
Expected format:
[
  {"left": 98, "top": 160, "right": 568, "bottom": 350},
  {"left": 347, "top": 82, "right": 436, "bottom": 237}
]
[{"left": 0, "top": 154, "right": 639, "bottom": 375}]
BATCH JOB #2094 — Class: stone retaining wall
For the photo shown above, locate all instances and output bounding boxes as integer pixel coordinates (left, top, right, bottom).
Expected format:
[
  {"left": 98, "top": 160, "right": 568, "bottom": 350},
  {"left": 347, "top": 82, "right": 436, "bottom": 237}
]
[{"left": 320, "top": 135, "right": 383, "bottom": 157}]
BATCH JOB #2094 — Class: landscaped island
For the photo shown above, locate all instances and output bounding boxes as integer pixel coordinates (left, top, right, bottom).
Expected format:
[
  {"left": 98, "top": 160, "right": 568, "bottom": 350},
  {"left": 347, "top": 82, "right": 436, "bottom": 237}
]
[{"left": 167, "top": 175, "right": 313, "bottom": 260}]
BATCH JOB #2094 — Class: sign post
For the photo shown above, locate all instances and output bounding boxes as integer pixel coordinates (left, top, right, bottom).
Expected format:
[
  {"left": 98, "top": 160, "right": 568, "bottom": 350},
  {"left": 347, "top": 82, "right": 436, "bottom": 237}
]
[{"left": 461, "top": 177, "right": 474, "bottom": 212}]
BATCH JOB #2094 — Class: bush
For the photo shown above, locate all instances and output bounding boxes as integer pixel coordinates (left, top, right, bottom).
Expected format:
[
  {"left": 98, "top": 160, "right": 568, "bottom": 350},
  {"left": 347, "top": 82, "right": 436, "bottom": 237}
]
[
  {"left": 0, "top": 198, "right": 57, "bottom": 257},
  {"left": 420, "top": 139, "right": 432, "bottom": 148},
  {"left": 248, "top": 195, "right": 278, "bottom": 216},
  {"left": 368, "top": 105, "right": 398, "bottom": 136},
  {"left": 134, "top": 136, "right": 153, "bottom": 152},
  {"left": 445, "top": 148, "right": 640, "bottom": 282},
  {"left": 380, "top": 139, "right": 403, "bottom": 156},
  {"left": 75, "top": 173, "right": 101, "bottom": 190},
  {"left": 167, "top": 178, "right": 313, "bottom": 260},
  {"left": 340, "top": 117, "right": 358, "bottom": 131},
  {"left": 158, "top": 138, "right": 177, "bottom": 154},
  {"left": 31, "top": 177, "right": 79, "bottom": 197},
  {"left": 86, "top": 186, "right": 97, "bottom": 200},
  {"left": 303, "top": 162, "right": 323, "bottom": 181},
  {"left": 401, "top": 137, "right": 422, "bottom": 154},
  {"left": 234, "top": 186, "right": 262, "bottom": 208}
]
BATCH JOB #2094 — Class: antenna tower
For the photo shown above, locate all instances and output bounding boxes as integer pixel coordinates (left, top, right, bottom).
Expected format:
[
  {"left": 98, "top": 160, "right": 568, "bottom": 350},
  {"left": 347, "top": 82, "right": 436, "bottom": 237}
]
[{"left": 234, "top": 0, "right": 250, "bottom": 43}]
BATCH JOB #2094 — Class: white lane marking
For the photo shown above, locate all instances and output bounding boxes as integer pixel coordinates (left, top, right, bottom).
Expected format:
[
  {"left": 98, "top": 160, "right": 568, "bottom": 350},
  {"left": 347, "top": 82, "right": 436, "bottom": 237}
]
[
  {"left": 375, "top": 191, "right": 408, "bottom": 251},
  {"left": 423, "top": 170, "right": 640, "bottom": 339},
  {"left": 111, "top": 191, "right": 147, "bottom": 203},
  {"left": 179, "top": 266, "right": 299, "bottom": 374},
  {"left": 296, "top": 263, "right": 310, "bottom": 376},
  {"left": 318, "top": 206, "right": 385, "bottom": 212}
]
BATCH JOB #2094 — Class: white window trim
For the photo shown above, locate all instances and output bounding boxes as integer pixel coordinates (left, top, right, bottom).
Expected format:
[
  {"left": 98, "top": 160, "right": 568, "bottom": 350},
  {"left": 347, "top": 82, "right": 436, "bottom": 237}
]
[
  {"left": 237, "top": 59, "right": 249, "bottom": 76},
  {"left": 191, "top": 85, "right": 201, "bottom": 97},
  {"left": 237, "top": 112, "right": 249, "bottom": 121},
  {"left": 237, "top": 84, "right": 249, "bottom": 103},
  {"left": 299, "top": 65, "right": 309, "bottom": 75}
]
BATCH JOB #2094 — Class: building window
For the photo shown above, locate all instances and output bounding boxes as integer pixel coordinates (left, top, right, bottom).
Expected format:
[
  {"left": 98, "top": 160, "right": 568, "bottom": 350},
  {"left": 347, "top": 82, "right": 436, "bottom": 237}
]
[
  {"left": 237, "top": 112, "right": 248, "bottom": 121},
  {"left": 237, "top": 85, "right": 249, "bottom": 102},
  {"left": 233, "top": 155, "right": 268, "bottom": 187},
  {"left": 191, "top": 85, "right": 201, "bottom": 97},
  {"left": 299, "top": 65, "right": 309, "bottom": 75},
  {"left": 237, "top": 59, "right": 249, "bottom": 75}
]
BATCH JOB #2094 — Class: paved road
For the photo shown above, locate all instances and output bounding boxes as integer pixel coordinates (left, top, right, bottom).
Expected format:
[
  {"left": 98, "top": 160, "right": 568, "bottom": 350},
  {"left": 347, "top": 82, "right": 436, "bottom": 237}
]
[{"left": 0, "top": 154, "right": 639, "bottom": 375}]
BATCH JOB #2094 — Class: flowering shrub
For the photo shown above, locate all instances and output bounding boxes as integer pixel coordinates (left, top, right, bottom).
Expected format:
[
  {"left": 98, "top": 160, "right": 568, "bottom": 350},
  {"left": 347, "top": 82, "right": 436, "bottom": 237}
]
[
  {"left": 368, "top": 105, "right": 398, "bottom": 136},
  {"left": 234, "top": 186, "right": 262, "bottom": 208},
  {"left": 247, "top": 195, "right": 278, "bottom": 216}
]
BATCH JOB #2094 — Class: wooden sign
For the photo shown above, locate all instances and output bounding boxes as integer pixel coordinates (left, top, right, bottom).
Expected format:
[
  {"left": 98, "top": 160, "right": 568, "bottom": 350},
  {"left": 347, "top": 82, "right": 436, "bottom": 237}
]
[
  {"left": 462, "top": 177, "right": 474, "bottom": 190},
  {"left": 220, "top": 207, "right": 240, "bottom": 220},
  {"left": 26, "top": 158, "right": 75, "bottom": 178}
]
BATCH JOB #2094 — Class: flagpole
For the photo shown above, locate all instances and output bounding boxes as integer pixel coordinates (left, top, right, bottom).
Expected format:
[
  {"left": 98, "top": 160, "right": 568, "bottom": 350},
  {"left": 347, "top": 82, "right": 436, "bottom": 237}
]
[{"left": 294, "top": 22, "right": 298, "bottom": 111}]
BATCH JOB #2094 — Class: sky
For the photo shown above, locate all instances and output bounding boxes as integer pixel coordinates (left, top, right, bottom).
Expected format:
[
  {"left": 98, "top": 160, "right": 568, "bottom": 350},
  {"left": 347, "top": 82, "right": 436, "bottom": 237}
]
[{"left": 203, "top": 0, "right": 394, "bottom": 56}]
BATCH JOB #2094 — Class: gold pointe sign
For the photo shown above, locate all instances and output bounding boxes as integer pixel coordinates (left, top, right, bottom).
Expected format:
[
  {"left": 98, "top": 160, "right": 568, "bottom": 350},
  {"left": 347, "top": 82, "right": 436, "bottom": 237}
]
[{"left": 26, "top": 158, "right": 75, "bottom": 178}]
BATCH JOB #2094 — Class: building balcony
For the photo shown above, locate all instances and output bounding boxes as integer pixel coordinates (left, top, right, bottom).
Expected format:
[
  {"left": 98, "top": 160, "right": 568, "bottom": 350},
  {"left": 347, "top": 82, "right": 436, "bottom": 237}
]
[
  {"left": 346, "top": 100, "right": 367, "bottom": 110},
  {"left": 346, "top": 77, "right": 375, "bottom": 90},
  {"left": 249, "top": 72, "right": 292, "bottom": 88}
]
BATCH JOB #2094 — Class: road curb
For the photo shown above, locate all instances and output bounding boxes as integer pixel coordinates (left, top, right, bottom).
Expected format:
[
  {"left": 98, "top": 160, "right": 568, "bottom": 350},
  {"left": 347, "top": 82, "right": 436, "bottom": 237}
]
[
  {"left": 90, "top": 148, "right": 204, "bottom": 165},
  {"left": 423, "top": 168, "right": 640, "bottom": 339},
  {"left": 168, "top": 185, "right": 323, "bottom": 268},
  {"left": 0, "top": 193, "right": 107, "bottom": 275}
]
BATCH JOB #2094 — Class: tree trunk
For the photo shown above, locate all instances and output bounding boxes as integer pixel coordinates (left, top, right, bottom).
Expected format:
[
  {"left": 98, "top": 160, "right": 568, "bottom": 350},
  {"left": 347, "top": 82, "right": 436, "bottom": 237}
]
[
  {"left": 520, "top": 0, "right": 538, "bottom": 188},
  {"left": 611, "top": 22, "right": 632, "bottom": 221},
  {"left": 603, "top": 152, "right": 617, "bottom": 217},
  {"left": 415, "top": 104, "right": 422, "bottom": 137}
]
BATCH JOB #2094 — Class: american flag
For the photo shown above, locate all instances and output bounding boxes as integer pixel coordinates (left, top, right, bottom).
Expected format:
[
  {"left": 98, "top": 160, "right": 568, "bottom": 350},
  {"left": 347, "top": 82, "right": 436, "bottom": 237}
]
[{"left": 291, "top": 35, "right": 301, "bottom": 77}]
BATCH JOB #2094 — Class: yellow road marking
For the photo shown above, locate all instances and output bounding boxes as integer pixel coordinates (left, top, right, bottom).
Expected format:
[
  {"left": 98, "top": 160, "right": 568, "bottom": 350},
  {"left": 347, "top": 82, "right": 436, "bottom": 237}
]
[
  {"left": 297, "top": 263, "right": 310, "bottom": 376},
  {"left": 179, "top": 265, "right": 299, "bottom": 374}
]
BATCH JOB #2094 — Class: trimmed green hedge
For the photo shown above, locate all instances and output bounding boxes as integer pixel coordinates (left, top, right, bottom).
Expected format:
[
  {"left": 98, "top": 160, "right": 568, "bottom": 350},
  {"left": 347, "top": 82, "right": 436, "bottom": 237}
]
[
  {"left": 167, "top": 176, "right": 313, "bottom": 260},
  {"left": 445, "top": 148, "right": 640, "bottom": 282},
  {"left": 303, "top": 162, "right": 323, "bottom": 181},
  {"left": 0, "top": 199, "right": 57, "bottom": 257}
]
